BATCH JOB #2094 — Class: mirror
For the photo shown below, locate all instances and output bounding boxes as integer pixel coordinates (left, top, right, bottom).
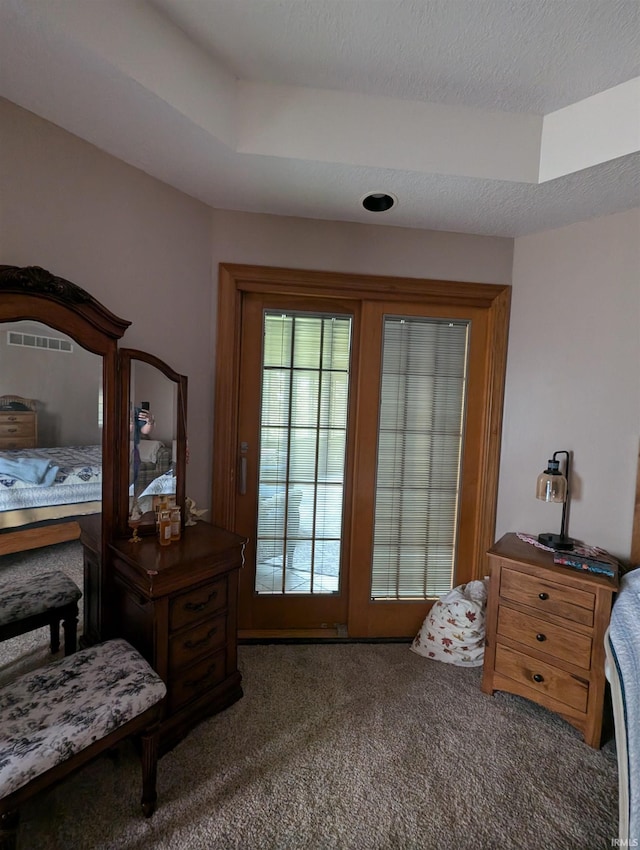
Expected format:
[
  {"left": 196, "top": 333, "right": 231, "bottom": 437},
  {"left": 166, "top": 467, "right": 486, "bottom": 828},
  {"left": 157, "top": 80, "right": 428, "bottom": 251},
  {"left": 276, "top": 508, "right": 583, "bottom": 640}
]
[
  {"left": 0, "top": 263, "right": 130, "bottom": 643},
  {"left": 117, "top": 349, "right": 187, "bottom": 537},
  {"left": 0, "top": 320, "right": 103, "bottom": 532}
]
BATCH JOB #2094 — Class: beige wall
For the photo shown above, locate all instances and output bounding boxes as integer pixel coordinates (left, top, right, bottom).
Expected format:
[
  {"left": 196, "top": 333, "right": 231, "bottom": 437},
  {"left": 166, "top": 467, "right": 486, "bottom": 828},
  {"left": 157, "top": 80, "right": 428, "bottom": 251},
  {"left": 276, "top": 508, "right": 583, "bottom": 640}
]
[
  {"left": 210, "top": 209, "right": 513, "bottom": 284},
  {"left": 0, "top": 98, "right": 213, "bottom": 506},
  {"left": 497, "top": 207, "right": 640, "bottom": 559}
]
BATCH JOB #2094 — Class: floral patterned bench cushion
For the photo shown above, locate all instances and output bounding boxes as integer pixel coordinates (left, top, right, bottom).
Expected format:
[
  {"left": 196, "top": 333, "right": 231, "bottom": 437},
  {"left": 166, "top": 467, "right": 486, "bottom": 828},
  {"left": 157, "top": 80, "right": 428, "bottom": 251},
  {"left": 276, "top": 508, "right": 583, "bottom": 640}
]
[
  {"left": 0, "top": 570, "right": 81, "bottom": 626},
  {"left": 0, "top": 639, "right": 166, "bottom": 798}
]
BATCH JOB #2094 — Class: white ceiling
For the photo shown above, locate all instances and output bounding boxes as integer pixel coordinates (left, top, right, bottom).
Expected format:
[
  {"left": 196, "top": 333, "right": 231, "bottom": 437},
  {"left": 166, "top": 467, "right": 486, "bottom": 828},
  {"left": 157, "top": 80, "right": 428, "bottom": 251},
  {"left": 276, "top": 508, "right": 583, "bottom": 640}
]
[{"left": 1, "top": 0, "right": 639, "bottom": 237}]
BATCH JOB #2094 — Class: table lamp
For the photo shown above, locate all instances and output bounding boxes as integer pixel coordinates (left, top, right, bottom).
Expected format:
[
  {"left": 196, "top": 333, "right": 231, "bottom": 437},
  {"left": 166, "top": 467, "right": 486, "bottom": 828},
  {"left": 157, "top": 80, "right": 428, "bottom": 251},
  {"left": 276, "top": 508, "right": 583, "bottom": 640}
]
[{"left": 536, "top": 449, "right": 574, "bottom": 551}]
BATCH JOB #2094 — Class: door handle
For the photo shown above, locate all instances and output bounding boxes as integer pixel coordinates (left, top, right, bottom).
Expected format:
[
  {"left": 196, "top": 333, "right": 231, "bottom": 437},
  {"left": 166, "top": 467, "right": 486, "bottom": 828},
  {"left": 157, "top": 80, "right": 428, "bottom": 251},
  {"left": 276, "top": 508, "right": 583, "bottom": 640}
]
[{"left": 240, "top": 457, "right": 247, "bottom": 495}]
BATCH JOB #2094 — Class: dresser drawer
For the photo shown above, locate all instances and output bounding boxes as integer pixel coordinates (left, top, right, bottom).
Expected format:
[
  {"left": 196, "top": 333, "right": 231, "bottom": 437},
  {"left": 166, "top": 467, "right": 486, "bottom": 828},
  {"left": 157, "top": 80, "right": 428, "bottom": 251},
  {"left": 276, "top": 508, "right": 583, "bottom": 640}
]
[
  {"left": 500, "top": 567, "right": 594, "bottom": 626},
  {"left": 0, "top": 420, "right": 34, "bottom": 438},
  {"left": 0, "top": 437, "right": 37, "bottom": 450},
  {"left": 169, "top": 577, "right": 227, "bottom": 631},
  {"left": 169, "top": 648, "right": 227, "bottom": 711},
  {"left": 495, "top": 644, "right": 588, "bottom": 713},
  {"left": 0, "top": 411, "right": 37, "bottom": 449},
  {"left": 169, "top": 612, "right": 227, "bottom": 670},
  {"left": 497, "top": 605, "right": 592, "bottom": 669}
]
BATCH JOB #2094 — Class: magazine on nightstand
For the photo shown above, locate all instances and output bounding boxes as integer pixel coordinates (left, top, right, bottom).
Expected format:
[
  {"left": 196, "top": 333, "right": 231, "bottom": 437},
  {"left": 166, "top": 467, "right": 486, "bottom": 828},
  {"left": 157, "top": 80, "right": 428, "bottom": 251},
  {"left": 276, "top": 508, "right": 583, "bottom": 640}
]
[{"left": 553, "top": 543, "right": 620, "bottom": 578}]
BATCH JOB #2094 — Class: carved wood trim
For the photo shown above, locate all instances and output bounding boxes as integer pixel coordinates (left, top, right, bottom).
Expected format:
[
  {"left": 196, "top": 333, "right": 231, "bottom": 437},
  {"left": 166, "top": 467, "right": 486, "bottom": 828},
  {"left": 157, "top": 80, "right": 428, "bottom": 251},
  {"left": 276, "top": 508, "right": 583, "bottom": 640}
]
[{"left": 0, "top": 265, "right": 130, "bottom": 338}]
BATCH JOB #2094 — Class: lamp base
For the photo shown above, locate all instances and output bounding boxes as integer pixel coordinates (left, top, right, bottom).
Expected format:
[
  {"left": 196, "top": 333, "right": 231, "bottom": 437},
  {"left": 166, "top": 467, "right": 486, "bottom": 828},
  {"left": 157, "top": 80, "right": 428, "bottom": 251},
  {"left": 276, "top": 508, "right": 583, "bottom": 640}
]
[{"left": 538, "top": 532, "right": 574, "bottom": 551}]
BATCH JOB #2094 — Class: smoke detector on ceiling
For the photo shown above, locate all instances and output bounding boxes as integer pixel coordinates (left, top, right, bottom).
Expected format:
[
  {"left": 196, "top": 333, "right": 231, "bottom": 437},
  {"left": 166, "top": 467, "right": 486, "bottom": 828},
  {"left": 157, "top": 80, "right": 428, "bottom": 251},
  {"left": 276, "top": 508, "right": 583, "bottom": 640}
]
[{"left": 361, "top": 192, "right": 397, "bottom": 213}]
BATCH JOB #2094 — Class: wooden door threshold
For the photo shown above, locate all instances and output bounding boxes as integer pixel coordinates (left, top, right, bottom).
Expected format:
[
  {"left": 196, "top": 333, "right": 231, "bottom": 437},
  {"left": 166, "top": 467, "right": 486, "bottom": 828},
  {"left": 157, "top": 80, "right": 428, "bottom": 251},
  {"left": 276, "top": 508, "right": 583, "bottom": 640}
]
[
  {"left": 239, "top": 628, "right": 340, "bottom": 642},
  {"left": 238, "top": 629, "right": 411, "bottom": 644}
]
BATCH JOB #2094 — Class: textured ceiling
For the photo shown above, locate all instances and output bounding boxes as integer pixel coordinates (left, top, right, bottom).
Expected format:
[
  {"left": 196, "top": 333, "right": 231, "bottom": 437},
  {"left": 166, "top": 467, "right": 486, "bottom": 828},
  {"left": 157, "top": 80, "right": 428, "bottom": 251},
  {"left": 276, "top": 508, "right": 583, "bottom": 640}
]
[
  {"left": 1, "top": 0, "right": 639, "bottom": 237},
  {"left": 151, "top": 0, "right": 640, "bottom": 113}
]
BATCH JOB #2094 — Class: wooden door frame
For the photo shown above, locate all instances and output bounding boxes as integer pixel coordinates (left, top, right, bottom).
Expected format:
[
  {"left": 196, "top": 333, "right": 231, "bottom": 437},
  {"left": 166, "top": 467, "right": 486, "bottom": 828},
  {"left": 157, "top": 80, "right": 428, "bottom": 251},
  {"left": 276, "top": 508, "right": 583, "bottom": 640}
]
[{"left": 212, "top": 263, "right": 511, "bottom": 586}]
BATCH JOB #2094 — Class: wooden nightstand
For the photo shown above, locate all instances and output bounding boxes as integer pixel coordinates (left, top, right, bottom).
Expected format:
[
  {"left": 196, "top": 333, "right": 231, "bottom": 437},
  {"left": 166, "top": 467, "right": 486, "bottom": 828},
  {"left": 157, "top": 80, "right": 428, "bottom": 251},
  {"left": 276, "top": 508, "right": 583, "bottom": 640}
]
[
  {"left": 0, "top": 410, "right": 37, "bottom": 449},
  {"left": 481, "top": 532, "right": 619, "bottom": 748}
]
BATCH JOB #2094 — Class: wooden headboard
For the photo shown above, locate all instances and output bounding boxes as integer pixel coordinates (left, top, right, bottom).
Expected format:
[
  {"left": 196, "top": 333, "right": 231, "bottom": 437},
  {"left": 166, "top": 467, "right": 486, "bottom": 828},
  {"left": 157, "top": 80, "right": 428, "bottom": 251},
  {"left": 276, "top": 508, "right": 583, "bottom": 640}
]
[
  {"left": 632, "top": 440, "right": 640, "bottom": 565},
  {"left": 0, "top": 394, "right": 37, "bottom": 411}
]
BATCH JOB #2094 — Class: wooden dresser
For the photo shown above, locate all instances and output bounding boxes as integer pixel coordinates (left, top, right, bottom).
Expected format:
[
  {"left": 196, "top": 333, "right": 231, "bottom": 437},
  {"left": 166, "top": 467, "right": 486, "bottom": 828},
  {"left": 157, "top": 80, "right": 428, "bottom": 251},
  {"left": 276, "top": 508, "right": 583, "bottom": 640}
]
[
  {"left": 106, "top": 521, "right": 246, "bottom": 753},
  {"left": 481, "top": 532, "right": 618, "bottom": 748},
  {"left": 0, "top": 410, "right": 37, "bottom": 449}
]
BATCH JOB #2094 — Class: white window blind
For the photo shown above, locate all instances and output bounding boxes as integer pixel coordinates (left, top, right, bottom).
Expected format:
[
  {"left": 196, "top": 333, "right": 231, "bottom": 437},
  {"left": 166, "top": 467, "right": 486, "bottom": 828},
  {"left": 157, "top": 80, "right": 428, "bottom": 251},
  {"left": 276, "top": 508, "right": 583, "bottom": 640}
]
[{"left": 371, "top": 317, "right": 469, "bottom": 600}]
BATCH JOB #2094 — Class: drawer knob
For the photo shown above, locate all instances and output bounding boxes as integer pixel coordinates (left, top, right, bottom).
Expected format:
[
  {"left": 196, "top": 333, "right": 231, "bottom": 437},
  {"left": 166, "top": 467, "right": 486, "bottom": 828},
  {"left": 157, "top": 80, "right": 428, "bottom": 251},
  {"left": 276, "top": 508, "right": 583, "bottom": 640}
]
[
  {"left": 7, "top": 428, "right": 17, "bottom": 433},
  {"left": 535, "top": 633, "right": 546, "bottom": 642},
  {"left": 532, "top": 673, "right": 544, "bottom": 683},
  {"left": 538, "top": 592, "right": 549, "bottom": 600}
]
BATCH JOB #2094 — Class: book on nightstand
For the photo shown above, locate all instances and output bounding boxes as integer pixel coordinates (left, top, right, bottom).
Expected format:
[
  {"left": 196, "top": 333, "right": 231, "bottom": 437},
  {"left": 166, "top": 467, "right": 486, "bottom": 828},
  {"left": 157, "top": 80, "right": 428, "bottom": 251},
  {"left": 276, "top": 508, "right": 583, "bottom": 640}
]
[{"left": 553, "top": 544, "right": 620, "bottom": 579}]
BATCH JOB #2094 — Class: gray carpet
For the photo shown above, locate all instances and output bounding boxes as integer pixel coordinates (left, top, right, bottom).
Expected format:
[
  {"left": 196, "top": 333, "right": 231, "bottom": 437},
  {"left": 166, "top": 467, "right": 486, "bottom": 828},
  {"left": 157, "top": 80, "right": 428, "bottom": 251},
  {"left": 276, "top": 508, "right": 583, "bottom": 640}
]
[{"left": 0, "top": 543, "right": 619, "bottom": 850}]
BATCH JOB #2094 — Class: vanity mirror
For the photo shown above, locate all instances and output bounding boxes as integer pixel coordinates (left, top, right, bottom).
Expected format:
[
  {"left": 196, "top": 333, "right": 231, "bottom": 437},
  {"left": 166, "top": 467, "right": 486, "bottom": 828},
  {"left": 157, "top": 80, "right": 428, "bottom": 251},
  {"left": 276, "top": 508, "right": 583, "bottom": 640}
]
[
  {"left": 0, "top": 264, "right": 129, "bottom": 642},
  {"left": 116, "top": 349, "right": 187, "bottom": 537}
]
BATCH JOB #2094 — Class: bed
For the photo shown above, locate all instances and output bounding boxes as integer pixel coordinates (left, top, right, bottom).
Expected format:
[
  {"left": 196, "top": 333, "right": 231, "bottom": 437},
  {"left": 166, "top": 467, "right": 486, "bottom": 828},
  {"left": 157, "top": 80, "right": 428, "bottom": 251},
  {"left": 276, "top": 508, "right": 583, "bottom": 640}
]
[
  {"left": 0, "top": 438, "right": 176, "bottom": 555},
  {"left": 604, "top": 441, "right": 640, "bottom": 844},
  {"left": 605, "top": 568, "right": 640, "bottom": 844},
  {"left": 131, "top": 439, "right": 176, "bottom": 514},
  {"left": 0, "top": 444, "right": 102, "bottom": 531}
]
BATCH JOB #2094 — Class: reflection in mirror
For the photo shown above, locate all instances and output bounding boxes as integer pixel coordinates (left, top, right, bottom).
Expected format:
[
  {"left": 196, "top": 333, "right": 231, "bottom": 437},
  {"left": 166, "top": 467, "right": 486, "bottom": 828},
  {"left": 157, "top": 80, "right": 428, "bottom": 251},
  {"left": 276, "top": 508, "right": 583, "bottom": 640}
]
[
  {"left": 0, "top": 320, "right": 103, "bottom": 531},
  {"left": 118, "top": 349, "right": 187, "bottom": 537},
  {"left": 129, "top": 360, "right": 178, "bottom": 518}
]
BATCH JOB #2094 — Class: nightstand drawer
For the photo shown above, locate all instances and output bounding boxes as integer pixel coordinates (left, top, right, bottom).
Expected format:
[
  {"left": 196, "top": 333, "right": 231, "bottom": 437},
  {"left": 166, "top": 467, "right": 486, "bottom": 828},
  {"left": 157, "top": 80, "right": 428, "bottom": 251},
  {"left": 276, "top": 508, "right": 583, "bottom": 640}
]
[
  {"left": 169, "top": 612, "right": 227, "bottom": 669},
  {"left": 500, "top": 567, "right": 595, "bottom": 626},
  {"left": 169, "top": 648, "right": 227, "bottom": 711},
  {"left": 497, "top": 605, "right": 592, "bottom": 669},
  {"left": 495, "top": 644, "right": 588, "bottom": 712},
  {"left": 169, "top": 577, "right": 227, "bottom": 631}
]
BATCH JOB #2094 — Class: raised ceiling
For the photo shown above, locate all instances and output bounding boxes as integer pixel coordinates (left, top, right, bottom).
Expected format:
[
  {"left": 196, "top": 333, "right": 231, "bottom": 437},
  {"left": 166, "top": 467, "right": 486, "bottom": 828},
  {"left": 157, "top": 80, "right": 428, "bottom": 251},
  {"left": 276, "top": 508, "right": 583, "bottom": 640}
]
[{"left": 1, "top": 0, "right": 639, "bottom": 236}]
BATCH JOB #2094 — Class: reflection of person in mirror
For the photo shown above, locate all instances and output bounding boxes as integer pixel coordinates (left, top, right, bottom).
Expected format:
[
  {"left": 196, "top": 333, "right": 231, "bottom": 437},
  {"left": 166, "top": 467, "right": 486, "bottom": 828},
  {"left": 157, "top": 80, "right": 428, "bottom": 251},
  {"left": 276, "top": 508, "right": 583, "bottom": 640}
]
[{"left": 131, "top": 404, "right": 154, "bottom": 483}]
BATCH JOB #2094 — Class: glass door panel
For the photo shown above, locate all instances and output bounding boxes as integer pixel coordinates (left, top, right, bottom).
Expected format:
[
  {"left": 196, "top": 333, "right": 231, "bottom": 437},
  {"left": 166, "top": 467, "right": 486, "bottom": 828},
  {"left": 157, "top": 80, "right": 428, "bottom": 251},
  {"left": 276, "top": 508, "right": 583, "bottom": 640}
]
[
  {"left": 234, "top": 292, "right": 356, "bottom": 633},
  {"left": 256, "top": 312, "right": 352, "bottom": 597},
  {"left": 371, "top": 316, "right": 469, "bottom": 600}
]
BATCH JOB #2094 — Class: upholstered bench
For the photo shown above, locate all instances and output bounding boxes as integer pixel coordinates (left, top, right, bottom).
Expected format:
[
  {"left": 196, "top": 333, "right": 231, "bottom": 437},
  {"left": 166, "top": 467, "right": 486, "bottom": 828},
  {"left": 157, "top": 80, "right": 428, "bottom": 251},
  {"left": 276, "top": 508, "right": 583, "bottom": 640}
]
[
  {"left": 0, "top": 638, "right": 167, "bottom": 849},
  {"left": 0, "top": 570, "right": 82, "bottom": 656}
]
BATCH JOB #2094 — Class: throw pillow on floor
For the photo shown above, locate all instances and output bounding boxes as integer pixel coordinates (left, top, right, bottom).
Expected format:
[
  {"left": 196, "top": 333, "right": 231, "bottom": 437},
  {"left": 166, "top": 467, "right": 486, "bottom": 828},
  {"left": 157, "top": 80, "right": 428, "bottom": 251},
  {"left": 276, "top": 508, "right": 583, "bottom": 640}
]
[{"left": 410, "top": 579, "right": 488, "bottom": 667}]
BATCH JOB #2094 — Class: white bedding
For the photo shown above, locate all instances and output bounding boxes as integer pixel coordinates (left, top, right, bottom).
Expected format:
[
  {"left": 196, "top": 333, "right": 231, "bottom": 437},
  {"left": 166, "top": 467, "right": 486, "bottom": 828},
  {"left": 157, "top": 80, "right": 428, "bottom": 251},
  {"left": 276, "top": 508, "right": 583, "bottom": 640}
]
[
  {"left": 605, "top": 567, "right": 640, "bottom": 845},
  {"left": 131, "top": 469, "right": 176, "bottom": 514},
  {"left": 0, "top": 445, "right": 101, "bottom": 518}
]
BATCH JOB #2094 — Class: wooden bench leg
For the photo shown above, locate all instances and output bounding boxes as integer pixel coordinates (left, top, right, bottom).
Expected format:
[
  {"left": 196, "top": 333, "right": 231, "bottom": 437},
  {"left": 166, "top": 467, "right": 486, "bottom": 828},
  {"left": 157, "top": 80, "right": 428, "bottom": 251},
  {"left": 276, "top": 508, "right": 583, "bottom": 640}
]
[
  {"left": 0, "top": 808, "right": 19, "bottom": 850},
  {"left": 62, "top": 604, "right": 79, "bottom": 656},
  {"left": 140, "top": 722, "right": 160, "bottom": 818},
  {"left": 49, "top": 619, "right": 61, "bottom": 654}
]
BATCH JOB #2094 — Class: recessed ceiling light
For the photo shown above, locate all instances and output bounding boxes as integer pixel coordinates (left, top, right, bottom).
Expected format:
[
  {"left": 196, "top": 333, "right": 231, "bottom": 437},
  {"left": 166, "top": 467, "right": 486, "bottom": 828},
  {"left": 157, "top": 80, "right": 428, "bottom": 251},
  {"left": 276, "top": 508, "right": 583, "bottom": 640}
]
[{"left": 361, "top": 192, "right": 397, "bottom": 213}]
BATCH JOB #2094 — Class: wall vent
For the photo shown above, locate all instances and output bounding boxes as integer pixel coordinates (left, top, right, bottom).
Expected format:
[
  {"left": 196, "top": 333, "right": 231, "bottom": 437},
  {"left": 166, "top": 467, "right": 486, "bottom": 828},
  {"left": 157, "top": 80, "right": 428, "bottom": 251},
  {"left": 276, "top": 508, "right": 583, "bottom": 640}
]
[{"left": 7, "top": 331, "right": 73, "bottom": 353}]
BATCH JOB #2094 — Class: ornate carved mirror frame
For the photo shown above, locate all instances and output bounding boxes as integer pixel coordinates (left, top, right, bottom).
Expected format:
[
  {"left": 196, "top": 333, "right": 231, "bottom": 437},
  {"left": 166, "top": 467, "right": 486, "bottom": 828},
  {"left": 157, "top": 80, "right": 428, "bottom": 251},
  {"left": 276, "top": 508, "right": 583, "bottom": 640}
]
[{"left": 0, "top": 265, "right": 130, "bottom": 643}]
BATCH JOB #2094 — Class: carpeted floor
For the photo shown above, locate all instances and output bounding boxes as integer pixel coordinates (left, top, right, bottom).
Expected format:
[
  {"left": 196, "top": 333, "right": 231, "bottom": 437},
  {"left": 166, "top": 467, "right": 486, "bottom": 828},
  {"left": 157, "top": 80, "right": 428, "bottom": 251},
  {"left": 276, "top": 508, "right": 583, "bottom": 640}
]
[{"left": 0, "top": 542, "right": 620, "bottom": 850}]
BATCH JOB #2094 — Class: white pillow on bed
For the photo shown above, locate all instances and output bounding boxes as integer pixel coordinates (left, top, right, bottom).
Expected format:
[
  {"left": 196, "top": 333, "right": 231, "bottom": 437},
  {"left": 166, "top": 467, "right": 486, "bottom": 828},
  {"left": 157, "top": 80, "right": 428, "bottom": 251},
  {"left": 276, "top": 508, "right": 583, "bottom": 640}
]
[{"left": 137, "top": 440, "right": 163, "bottom": 464}]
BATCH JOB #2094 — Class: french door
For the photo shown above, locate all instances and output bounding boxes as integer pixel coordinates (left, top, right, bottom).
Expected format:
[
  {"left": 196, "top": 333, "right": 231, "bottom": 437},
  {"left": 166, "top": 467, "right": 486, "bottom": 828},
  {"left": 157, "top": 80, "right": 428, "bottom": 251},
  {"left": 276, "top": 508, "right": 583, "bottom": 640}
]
[
  {"left": 234, "top": 294, "right": 357, "bottom": 631},
  {"left": 213, "top": 265, "right": 511, "bottom": 638}
]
